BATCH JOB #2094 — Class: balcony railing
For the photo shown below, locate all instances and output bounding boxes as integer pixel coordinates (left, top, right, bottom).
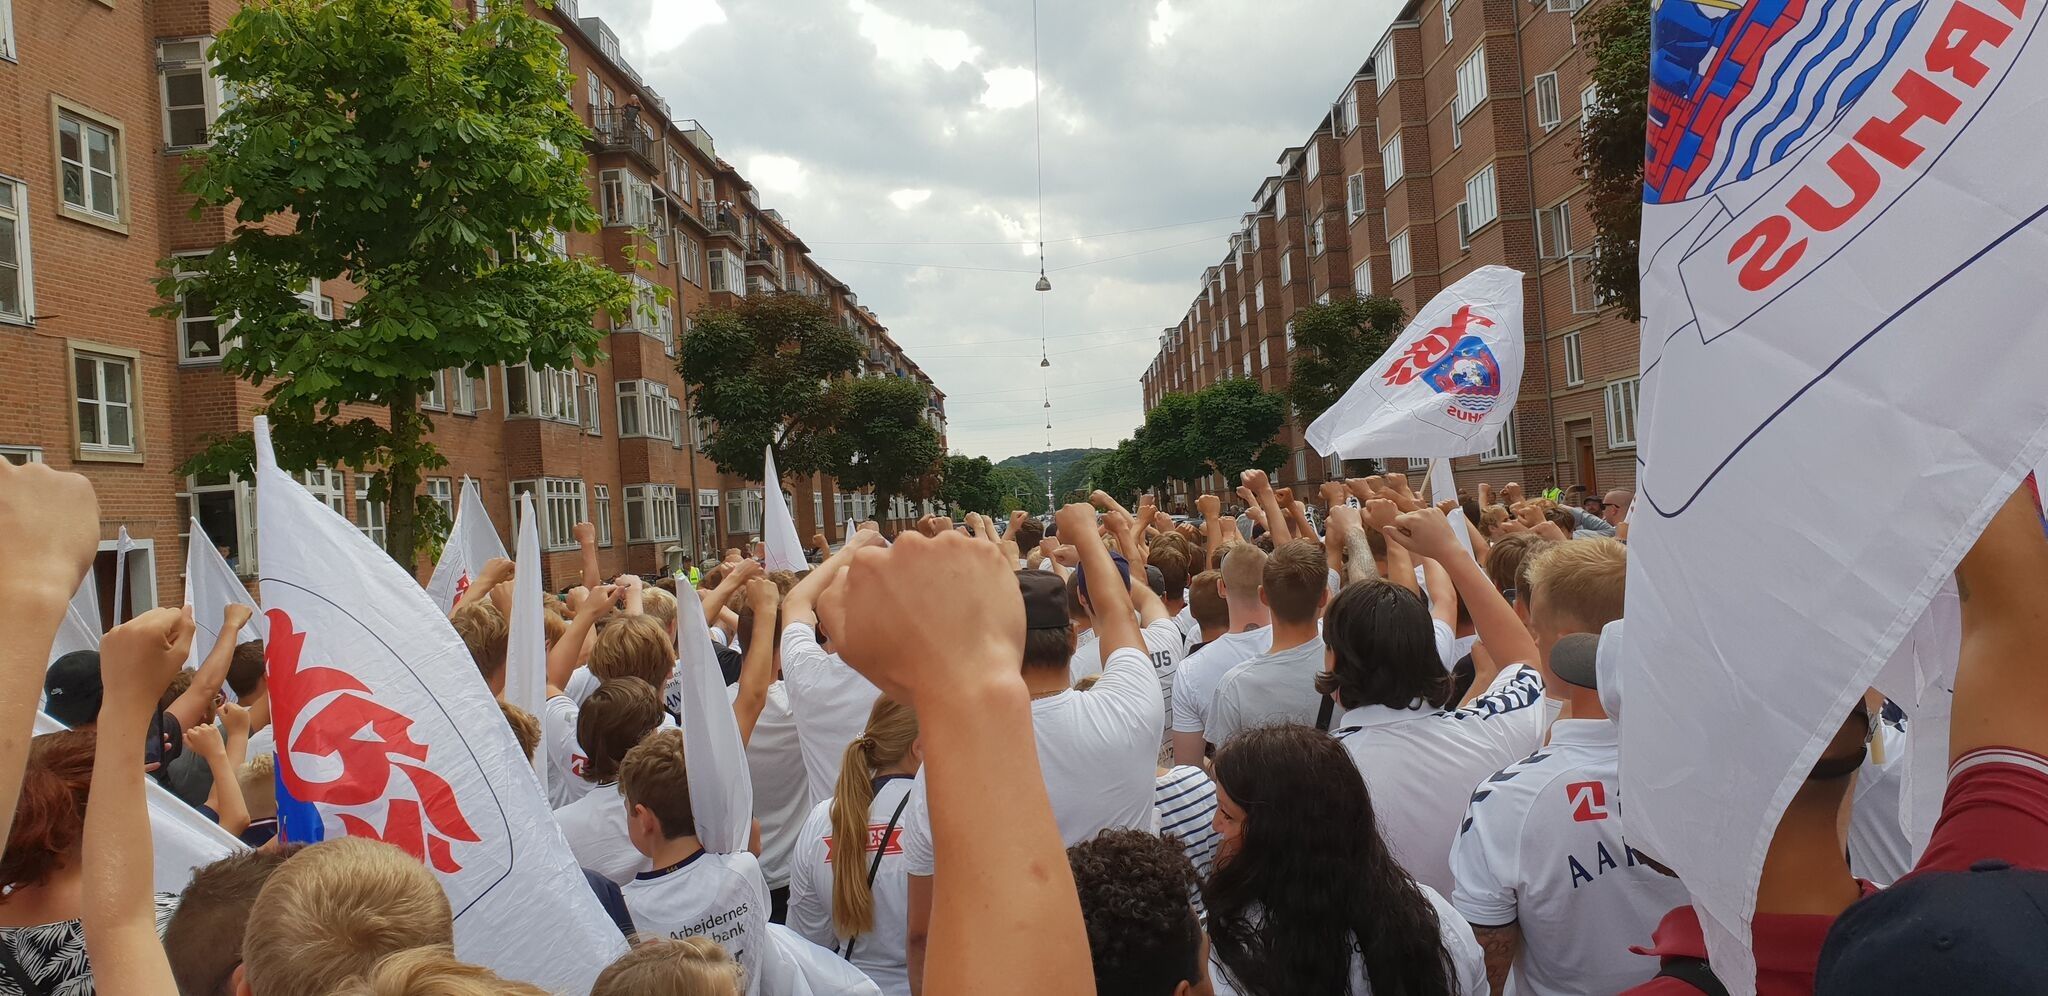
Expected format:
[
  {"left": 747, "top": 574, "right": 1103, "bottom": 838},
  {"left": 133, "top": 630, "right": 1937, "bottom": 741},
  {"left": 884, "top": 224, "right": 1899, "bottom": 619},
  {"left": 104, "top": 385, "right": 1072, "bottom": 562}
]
[
  {"left": 700, "top": 201, "right": 741, "bottom": 236},
  {"left": 588, "top": 108, "right": 658, "bottom": 172},
  {"left": 746, "top": 239, "right": 775, "bottom": 266}
]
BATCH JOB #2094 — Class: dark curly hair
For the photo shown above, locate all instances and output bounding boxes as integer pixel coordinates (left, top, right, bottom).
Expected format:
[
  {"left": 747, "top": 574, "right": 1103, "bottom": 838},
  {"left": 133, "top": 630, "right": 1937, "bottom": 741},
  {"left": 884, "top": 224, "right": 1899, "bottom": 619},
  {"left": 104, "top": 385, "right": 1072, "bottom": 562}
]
[
  {"left": 1067, "top": 829, "right": 1204, "bottom": 996},
  {"left": 1204, "top": 725, "right": 1457, "bottom": 996}
]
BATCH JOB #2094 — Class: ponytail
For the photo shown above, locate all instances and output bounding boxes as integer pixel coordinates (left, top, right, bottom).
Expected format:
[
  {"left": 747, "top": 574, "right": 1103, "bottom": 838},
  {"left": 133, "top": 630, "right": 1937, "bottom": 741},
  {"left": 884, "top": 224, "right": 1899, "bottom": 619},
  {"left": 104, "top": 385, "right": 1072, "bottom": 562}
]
[{"left": 829, "top": 698, "right": 918, "bottom": 937}]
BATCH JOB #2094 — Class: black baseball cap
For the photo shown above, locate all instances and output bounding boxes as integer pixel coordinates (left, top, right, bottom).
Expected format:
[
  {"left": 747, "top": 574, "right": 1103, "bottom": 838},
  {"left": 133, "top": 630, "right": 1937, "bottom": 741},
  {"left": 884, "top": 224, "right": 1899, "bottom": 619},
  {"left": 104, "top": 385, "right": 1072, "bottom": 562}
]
[
  {"left": 1018, "top": 570, "right": 1069, "bottom": 629},
  {"left": 1549, "top": 632, "right": 1600, "bottom": 689},
  {"left": 1816, "top": 859, "right": 2048, "bottom": 994},
  {"left": 44, "top": 650, "right": 104, "bottom": 728}
]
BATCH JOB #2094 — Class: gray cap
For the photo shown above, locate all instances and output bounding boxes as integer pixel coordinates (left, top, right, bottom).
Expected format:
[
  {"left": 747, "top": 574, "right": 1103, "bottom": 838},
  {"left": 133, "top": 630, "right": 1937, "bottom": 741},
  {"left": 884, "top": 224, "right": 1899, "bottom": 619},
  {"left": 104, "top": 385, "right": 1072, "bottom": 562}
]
[{"left": 1550, "top": 632, "right": 1600, "bottom": 690}]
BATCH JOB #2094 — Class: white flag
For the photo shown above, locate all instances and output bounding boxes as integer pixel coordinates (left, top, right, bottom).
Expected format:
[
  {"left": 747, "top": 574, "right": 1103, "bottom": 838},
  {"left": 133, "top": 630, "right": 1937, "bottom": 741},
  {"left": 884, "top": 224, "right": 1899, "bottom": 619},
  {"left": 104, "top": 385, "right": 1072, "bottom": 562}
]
[
  {"left": 505, "top": 494, "right": 548, "bottom": 797},
  {"left": 184, "top": 517, "right": 267, "bottom": 678},
  {"left": 111, "top": 526, "right": 134, "bottom": 626},
  {"left": 1305, "top": 265, "right": 1524, "bottom": 460},
  {"left": 252, "top": 418, "right": 625, "bottom": 992},
  {"left": 1628, "top": 0, "right": 2048, "bottom": 982},
  {"left": 761, "top": 447, "right": 807, "bottom": 573},
  {"left": 34, "top": 712, "right": 245, "bottom": 892},
  {"left": 425, "top": 478, "right": 510, "bottom": 614},
  {"left": 50, "top": 570, "right": 101, "bottom": 665}
]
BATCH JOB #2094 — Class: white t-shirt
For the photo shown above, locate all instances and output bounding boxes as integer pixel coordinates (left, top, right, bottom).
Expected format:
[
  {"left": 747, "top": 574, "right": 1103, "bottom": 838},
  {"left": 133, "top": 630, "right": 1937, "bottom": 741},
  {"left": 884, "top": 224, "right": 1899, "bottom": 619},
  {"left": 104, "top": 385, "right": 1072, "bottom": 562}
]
[
  {"left": 553, "top": 782, "right": 648, "bottom": 886},
  {"left": 1170, "top": 628, "right": 1271, "bottom": 738},
  {"left": 787, "top": 775, "right": 916, "bottom": 996},
  {"left": 1208, "top": 884, "right": 1487, "bottom": 995},
  {"left": 622, "top": 849, "right": 771, "bottom": 994},
  {"left": 1174, "top": 604, "right": 1202, "bottom": 653},
  {"left": 1071, "top": 619, "right": 1183, "bottom": 716},
  {"left": 903, "top": 645, "right": 1165, "bottom": 875},
  {"left": 1069, "top": 628, "right": 1102, "bottom": 679},
  {"left": 1448, "top": 719, "right": 1687, "bottom": 996},
  {"left": 1205, "top": 634, "right": 1329, "bottom": 746},
  {"left": 781, "top": 623, "right": 884, "bottom": 809},
  {"left": 739, "top": 682, "right": 808, "bottom": 891},
  {"left": 542, "top": 692, "right": 677, "bottom": 810},
  {"left": 1333, "top": 665, "right": 1549, "bottom": 897}
]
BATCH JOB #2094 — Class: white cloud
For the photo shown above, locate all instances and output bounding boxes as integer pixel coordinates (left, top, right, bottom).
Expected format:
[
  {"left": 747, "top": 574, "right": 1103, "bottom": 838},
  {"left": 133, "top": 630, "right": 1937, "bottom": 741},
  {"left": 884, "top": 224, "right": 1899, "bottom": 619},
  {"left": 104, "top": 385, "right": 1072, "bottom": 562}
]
[
  {"left": 978, "top": 66, "right": 1037, "bottom": 110},
  {"left": 888, "top": 188, "right": 934, "bottom": 209},
  {"left": 1148, "top": 0, "right": 1185, "bottom": 47},
  {"left": 641, "top": 0, "right": 728, "bottom": 55},
  {"left": 846, "top": 0, "right": 981, "bottom": 71},
  {"left": 746, "top": 154, "right": 807, "bottom": 196}
]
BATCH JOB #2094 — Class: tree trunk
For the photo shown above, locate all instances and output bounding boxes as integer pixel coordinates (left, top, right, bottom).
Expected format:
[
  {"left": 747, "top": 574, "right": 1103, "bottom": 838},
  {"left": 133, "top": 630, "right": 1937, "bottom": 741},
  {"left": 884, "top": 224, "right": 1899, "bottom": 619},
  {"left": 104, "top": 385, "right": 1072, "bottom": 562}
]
[{"left": 386, "top": 385, "right": 423, "bottom": 570}]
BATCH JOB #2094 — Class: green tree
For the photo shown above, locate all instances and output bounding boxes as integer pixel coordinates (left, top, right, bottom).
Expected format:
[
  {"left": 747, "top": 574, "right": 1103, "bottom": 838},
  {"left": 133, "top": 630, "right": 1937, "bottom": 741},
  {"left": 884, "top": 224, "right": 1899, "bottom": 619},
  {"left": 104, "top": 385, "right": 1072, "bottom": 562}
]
[
  {"left": 680, "top": 293, "right": 865, "bottom": 481},
  {"left": 816, "top": 377, "right": 945, "bottom": 527},
  {"left": 165, "top": 0, "right": 634, "bottom": 563},
  {"left": 1131, "top": 392, "right": 1206, "bottom": 496},
  {"left": 1089, "top": 440, "right": 1148, "bottom": 508},
  {"left": 1583, "top": 0, "right": 1651, "bottom": 321},
  {"left": 1192, "top": 378, "right": 1290, "bottom": 481},
  {"left": 1286, "top": 295, "right": 1407, "bottom": 425},
  {"left": 938, "top": 454, "right": 1007, "bottom": 517},
  {"left": 989, "top": 465, "right": 1048, "bottom": 515}
]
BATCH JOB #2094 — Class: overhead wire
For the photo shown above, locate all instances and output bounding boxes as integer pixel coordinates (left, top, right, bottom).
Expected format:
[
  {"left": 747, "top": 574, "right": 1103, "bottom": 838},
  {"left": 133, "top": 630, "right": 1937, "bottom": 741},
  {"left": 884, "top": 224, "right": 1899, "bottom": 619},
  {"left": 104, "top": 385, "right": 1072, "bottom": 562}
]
[{"left": 802, "top": 215, "right": 1242, "bottom": 247}]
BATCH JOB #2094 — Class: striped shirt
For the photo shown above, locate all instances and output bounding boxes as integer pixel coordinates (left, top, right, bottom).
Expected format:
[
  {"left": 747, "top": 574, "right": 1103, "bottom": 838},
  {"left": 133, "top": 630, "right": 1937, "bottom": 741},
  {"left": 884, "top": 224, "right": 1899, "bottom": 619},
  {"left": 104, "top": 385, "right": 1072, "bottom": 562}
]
[{"left": 1156, "top": 764, "right": 1222, "bottom": 915}]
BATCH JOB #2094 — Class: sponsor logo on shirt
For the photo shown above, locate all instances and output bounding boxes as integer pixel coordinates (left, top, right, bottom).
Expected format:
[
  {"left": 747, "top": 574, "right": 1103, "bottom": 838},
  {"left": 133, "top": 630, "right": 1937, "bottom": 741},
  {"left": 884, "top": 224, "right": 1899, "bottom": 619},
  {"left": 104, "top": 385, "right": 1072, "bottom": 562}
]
[
  {"left": 1566, "top": 780, "right": 1611, "bottom": 822},
  {"left": 819, "top": 823, "right": 907, "bottom": 862},
  {"left": 675, "top": 901, "right": 752, "bottom": 948},
  {"left": 1566, "top": 840, "right": 1651, "bottom": 889}
]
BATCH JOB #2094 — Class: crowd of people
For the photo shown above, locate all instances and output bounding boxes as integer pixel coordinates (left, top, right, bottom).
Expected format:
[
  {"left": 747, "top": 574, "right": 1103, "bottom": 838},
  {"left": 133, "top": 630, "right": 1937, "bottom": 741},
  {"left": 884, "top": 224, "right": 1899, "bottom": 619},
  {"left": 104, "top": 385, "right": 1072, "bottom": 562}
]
[{"left": 1, "top": 453, "right": 2045, "bottom": 995}]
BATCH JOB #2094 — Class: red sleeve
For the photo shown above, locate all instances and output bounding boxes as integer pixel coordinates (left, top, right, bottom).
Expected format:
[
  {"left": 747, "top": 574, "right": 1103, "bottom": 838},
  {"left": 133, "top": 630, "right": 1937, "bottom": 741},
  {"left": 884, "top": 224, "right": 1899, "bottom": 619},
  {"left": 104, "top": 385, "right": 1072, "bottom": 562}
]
[{"left": 1914, "top": 747, "right": 2048, "bottom": 874}]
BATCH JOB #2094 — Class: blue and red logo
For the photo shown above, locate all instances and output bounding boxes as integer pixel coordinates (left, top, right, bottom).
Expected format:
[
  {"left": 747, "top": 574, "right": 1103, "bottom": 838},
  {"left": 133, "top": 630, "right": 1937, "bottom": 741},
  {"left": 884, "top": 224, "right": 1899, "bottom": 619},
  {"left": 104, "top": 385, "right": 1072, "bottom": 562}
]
[{"left": 1422, "top": 336, "right": 1505, "bottom": 415}]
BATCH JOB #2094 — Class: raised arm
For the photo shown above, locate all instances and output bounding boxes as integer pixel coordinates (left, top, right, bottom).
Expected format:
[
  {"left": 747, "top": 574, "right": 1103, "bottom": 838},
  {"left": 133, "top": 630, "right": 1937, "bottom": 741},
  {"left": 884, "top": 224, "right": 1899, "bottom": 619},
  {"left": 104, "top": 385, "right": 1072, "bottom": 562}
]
[
  {"left": 186, "top": 722, "right": 249, "bottom": 835},
  {"left": 674, "top": 584, "right": 752, "bottom": 854},
  {"left": 1949, "top": 481, "right": 2048, "bottom": 763},
  {"left": 785, "top": 531, "right": 877, "bottom": 627},
  {"left": 1420, "top": 553, "right": 1461, "bottom": 634},
  {"left": 1366, "top": 498, "right": 1420, "bottom": 595},
  {"left": 546, "top": 582, "right": 616, "bottom": 697},
  {"left": 167, "top": 602, "right": 253, "bottom": 729},
  {"left": 617, "top": 572, "right": 645, "bottom": 617},
  {"left": 817, "top": 532, "right": 1093, "bottom": 996},
  {"left": 733, "top": 578, "right": 780, "bottom": 745},
  {"left": 0, "top": 463, "right": 99, "bottom": 860},
  {"left": 83, "top": 606, "right": 194, "bottom": 996},
  {"left": 574, "top": 520, "right": 601, "bottom": 589},
  {"left": 1243, "top": 470, "right": 1292, "bottom": 545},
  {"left": 700, "top": 559, "right": 761, "bottom": 628},
  {"left": 1385, "top": 508, "right": 1539, "bottom": 670},
  {"left": 453, "top": 556, "right": 513, "bottom": 615},
  {"left": 1061, "top": 502, "right": 1140, "bottom": 657}
]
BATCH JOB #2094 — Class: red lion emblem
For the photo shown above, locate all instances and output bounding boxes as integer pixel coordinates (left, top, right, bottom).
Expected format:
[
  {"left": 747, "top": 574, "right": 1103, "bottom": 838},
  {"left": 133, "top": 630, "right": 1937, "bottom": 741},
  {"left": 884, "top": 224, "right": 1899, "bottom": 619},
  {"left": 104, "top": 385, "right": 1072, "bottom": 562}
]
[{"left": 1382, "top": 305, "right": 1495, "bottom": 387}]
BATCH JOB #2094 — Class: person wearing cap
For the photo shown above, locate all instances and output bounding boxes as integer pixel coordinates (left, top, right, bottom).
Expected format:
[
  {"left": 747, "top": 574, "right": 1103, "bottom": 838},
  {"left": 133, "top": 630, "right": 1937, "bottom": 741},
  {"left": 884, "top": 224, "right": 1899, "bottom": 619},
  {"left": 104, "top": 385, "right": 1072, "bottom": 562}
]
[
  {"left": 1203, "top": 539, "right": 1332, "bottom": 747},
  {"left": 1062, "top": 539, "right": 1183, "bottom": 729},
  {"left": 1451, "top": 624, "right": 1687, "bottom": 995},
  {"left": 900, "top": 502, "right": 1165, "bottom": 993}
]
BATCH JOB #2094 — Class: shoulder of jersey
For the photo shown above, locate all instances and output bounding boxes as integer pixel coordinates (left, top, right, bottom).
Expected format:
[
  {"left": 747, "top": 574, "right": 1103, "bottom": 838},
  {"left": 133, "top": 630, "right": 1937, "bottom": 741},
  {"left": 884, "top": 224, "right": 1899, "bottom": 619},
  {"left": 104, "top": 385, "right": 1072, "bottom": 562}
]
[
  {"left": 1438, "top": 666, "right": 1545, "bottom": 722},
  {"left": 1457, "top": 747, "right": 1566, "bottom": 834}
]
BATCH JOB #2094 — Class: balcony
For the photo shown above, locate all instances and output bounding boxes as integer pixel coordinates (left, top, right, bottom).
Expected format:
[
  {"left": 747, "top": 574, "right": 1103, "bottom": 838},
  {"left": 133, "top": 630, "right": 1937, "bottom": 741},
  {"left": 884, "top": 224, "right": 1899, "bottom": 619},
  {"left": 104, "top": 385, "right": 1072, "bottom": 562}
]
[
  {"left": 745, "top": 239, "right": 775, "bottom": 267},
  {"left": 679, "top": 119, "right": 717, "bottom": 159},
  {"left": 588, "top": 108, "right": 658, "bottom": 173},
  {"left": 700, "top": 201, "right": 742, "bottom": 237}
]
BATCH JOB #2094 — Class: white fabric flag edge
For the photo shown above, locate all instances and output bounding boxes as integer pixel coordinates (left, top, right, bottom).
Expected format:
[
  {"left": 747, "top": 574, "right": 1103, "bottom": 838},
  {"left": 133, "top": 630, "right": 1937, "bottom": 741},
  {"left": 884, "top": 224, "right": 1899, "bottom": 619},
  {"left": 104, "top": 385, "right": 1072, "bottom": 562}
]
[
  {"left": 506, "top": 493, "right": 548, "bottom": 797},
  {"left": 761, "top": 447, "right": 808, "bottom": 574}
]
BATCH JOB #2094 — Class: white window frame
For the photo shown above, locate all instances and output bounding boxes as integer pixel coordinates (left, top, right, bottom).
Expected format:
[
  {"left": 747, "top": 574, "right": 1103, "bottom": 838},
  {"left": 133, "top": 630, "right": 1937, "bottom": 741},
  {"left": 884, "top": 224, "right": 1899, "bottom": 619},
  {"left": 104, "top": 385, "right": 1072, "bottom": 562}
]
[
  {"left": 1479, "top": 413, "right": 1519, "bottom": 462},
  {"left": 1580, "top": 82, "right": 1599, "bottom": 135},
  {"left": 54, "top": 101, "right": 126, "bottom": 227},
  {"left": 1254, "top": 281, "right": 1266, "bottom": 312},
  {"left": 0, "top": 0, "right": 15, "bottom": 62},
  {"left": 171, "top": 251, "right": 225, "bottom": 364},
  {"left": 1444, "top": 0, "right": 1456, "bottom": 41},
  {"left": 72, "top": 346, "right": 139, "bottom": 457},
  {"left": 183, "top": 472, "right": 258, "bottom": 576},
  {"left": 1539, "top": 201, "right": 1573, "bottom": 259},
  {"left": 592, "top": 484, "right": 614, "bottom": 547},
  {"left": 616, "top": 379, "right": 675, "bottom": 441},
  {"left": 426, "top": 477, "right": 454, "bottom": 520},
  {"left": 1389, "top": 230, "right": 1412, "bottom": 282},
  {"left": 1534, "top": 71, "right": 1563, "bottom": 132},
  {"left": 725, "top": 488, "right": 764, "bottom": 533},
  {"left": 420, "top": 369, "right": 446, "bottom": 411},
  {"left": 1353, "top": 259, "right": 1372, "bottom": 296},
  {"left": 1373, "top": 37, "right": 1394, "bottom": 95},
  {"left": 453, "top": 370, "right": 489, "bottom": 415},
  {"left": 157, "top": 37, "right": 220, "bottom": 151},
  {"left": 1606, "top": 377, "right": 1641, "bottom": 448},
  {"left": 1279, "top": 253, "right": 1291, "bottom": 285},
  {"left": 624, "top": 484, "right": 680, "bottom": 544},
  {"left": 581, "top": 371, "right": 601, "bottom": 436},
  {"left": 1464, "top": 164, "right": 1499, "bottom": 232},
  {"left": 1310, "top": 216, "right": 1326, "bottom": 257},
  {"left": 1455, "top": 45, "right": 1488, "bottom": 122},
  {"left": 1346, "top": 172, "right": 1366, "bottom": 222},
  {"left": 354, "top": 474, "right": 387, "bottom": 547},
  {"left": 0, "top": 445, "right": 42, "bottom": 465},
  {"left": 296, "top": 465, "right": 347, "bottom": 518},
  {"left": 680, "top": 234, "right": 702, "bottom": 285},
  {"left": 1339, "top": 88, "right": 1359, "bottom": 135},
  {"left": 600, "top": 168, "right": 655, "bottom": 229},
  {"left": 1304, "top": 143, "right": 1320, "bottom": 180},
  {"left": 503, "top": 363, "right": 578, "bottom": 424},
  {"left": 1381, "top": 133, "right": 1404, "bottom": 188},
  {"left": 0, "top": 174, "right": 30, "bottom": 326},
  {"left": 512, "top": 478, "right": 586, "bottom": 551},
  {"left": 1564, "top": 330, "right": 1585, "bottom": 386}
]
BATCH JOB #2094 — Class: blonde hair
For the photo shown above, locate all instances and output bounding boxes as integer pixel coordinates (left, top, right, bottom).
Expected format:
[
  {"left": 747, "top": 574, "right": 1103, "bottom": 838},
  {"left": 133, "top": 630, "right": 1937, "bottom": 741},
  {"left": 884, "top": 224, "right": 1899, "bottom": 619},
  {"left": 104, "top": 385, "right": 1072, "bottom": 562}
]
[
  {"left": 592, "top": 937, "right": 744, "bottom": 996},
  {"left": 1220, "top": 543, "right": 1267, "bottom": 601},
  {"left": 830, "top": 698, "right": 918, "bottom": 937},
  {"left": 333, "top": 945, "right": 548, "bottom": 995},
  {"left": 238, "top": 751, "right": 277, "bottom": 820},
  {"left": 241, "top": 838, "right": 455, "bottom": 996},
  {"left": 542, "top": 609, "right": 567, "bottom": 650},
  {"left": 1525, "top": 537, "right": 1628, "bottom": 631},
  {"left": 498, "top": 700, "right": 540, "bottom": 762},
  {"left": 451, "top": 602, "right": 510, "bottom": 685},
  {"left": 590, "top": 615, "right": 674, "bottom": 689},
  {"left": 1072, "top": 673, "right": 1104, "bottom": 691},
  {"left": 641, "top": 586, "right": 679, "bottom": 633}
]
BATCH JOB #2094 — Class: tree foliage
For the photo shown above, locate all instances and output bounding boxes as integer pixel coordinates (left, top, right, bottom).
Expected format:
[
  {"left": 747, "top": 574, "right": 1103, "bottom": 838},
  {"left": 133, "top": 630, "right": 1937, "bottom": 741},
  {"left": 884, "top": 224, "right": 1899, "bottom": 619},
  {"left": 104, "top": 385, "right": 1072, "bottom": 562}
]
[
  {"left": 938, "top": 454, "right": 1006, "bottom": 517},
  {"left": 1191, "top": 378, "right": 1291, "bottom": 482},
  {"left": 988, "top": 465, "right": 1048, "bottom": 515},
  {"left": 814, "top": 376, "right": 944, "bottom": 521},
  {"left": 1583, "top": 0, "right": 1651, "bottom": 322},
  {"left": 1286, "top": 295, "right": 1407, "bottom": 425},
  {"left": 679, "top": 293, "right": 864, "bottom": 480},
  {"left": 1131, "top": 392, "right": 1206, "bottom": 491},
  {"left": 165, "top": 0, "right": 634, "bottom": 563}
]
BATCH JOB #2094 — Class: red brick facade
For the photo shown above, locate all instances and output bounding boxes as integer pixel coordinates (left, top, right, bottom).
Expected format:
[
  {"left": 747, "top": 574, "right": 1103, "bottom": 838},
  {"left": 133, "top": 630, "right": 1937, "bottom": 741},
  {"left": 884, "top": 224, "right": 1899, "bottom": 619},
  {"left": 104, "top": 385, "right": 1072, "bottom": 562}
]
[
  {"left": 1142, "top": 0, "right": 1640, "bottom": 502},
  {"left": 0, "top": 0, "right": 944, "bottom": 619}
]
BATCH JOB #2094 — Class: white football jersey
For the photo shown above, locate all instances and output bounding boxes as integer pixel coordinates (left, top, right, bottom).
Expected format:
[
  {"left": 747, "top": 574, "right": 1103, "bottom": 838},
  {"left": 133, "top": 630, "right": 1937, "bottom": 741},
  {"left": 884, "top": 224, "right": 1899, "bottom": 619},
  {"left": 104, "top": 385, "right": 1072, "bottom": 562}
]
[
  {"left": 1448, "top": 719, "right": 1688, "bottom": 995},
  {"left": 621, "top": 849, "right": 771, "bottom": 994},
  {"left": 787, "top": 775, "right": 916, "bottom": 996},
  {"left": 781, "top": 623, "right": 884, "bottom": 809}
]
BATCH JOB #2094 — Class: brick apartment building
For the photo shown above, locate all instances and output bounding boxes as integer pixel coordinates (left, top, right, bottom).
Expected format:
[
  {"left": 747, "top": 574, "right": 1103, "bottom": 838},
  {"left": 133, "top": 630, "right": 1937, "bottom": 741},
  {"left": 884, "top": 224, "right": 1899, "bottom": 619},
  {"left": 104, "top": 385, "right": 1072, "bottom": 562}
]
[
  {"left": 0, "top": 0, "right": 946, "bottom": 622},
  {"left": 1141, "top": 0, "right": 1640, "bottom": 503}
]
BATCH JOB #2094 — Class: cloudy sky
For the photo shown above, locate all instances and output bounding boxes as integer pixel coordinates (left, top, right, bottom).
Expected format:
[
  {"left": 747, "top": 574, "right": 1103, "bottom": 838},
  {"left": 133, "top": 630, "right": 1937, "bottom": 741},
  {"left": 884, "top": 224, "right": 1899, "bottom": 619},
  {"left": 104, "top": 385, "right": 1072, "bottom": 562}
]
[{"left": 582, "top": 0, "right": 1402, "bottom": 461}]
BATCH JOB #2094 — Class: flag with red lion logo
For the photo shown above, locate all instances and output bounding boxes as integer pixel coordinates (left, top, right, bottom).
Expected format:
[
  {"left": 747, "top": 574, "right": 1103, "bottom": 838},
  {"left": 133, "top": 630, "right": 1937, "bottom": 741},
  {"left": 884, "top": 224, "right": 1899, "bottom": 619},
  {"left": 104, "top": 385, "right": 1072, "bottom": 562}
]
[
  {"left": 424, "top": 478, "right": 509, "bottom": 615},
  {"left": 251, "top": 417, "right": 626, "bottom": 993},
  {"left": 1304, "top": 265, "right": 1524, "bottom": 461}
]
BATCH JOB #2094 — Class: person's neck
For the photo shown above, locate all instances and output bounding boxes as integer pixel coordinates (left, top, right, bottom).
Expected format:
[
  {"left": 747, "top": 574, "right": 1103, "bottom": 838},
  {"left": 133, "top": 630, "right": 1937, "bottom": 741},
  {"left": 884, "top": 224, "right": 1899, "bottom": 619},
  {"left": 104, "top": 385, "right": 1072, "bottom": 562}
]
[
  {"left": 1225, "top": 599, "right": 1269, "bottom": 632},
  {"left": 1165, "top": 598, "right": 1186, "bottom": 615},
  {"left": 1072, "top": 619, "right": 1093, "bottom": 640},
  {"left": 1565, "top": 689, "right": 1607, "bottom": 721},
  {"left": 1754, "top": 792, "right": 1862, "bottom": 916},
  {"left": 1267, "top": 617, "right": 1319, "bottom": 653},
  {"left": 0, "top": 857, "right": 81, "bottom": 927},
  {"left": 644, "top": 834, "right": 704, "bottom": 871},
  {"left": 1023, "top": 665, "right": 1074, "bottom": 697},
  {"left": 1198, "top": 625, "right": 1226, "bottom": 645}
]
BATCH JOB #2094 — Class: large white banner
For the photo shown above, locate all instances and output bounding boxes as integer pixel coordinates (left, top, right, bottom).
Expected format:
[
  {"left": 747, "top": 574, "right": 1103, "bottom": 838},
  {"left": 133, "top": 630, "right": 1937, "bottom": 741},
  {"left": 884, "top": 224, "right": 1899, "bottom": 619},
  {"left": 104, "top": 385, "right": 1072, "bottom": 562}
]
[
  {"left": 1627, "top": 0, "right": 2048, "bottom": 985},
  {"left": 1305, "top": 265, "right": 1524, "bottom": 460},
  {"left": 252, "top": 418, "right": 625, "bottom": 992},
  {"left": 50, "top": 571, "right": 101, "bottom": 664},
  {"left": 33, "top": 711, "right": 245, "bottom": 892},
  {"left": 505, "top": 493, "right": 549, "bottom": 797},
  {"left": 424, "top": 478, "right": 509, "bottom": 614},
  {"left": 761, "top": 446, "right": 808, "bottom": 573},
  {"left": 184, "top": 516, "right": 267, "bottom": 677}
]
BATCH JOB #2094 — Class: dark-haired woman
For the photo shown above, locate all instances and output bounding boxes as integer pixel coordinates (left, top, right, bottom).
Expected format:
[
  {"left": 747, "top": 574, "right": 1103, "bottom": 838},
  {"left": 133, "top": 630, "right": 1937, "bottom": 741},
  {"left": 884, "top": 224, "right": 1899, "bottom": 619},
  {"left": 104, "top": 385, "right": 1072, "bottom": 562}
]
[
  {"left": 1203, "top": 724, "right": 1485, "bottom": 996},
  {"left": 1, "top": 730, "right": 177, "bottom": 995}
]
